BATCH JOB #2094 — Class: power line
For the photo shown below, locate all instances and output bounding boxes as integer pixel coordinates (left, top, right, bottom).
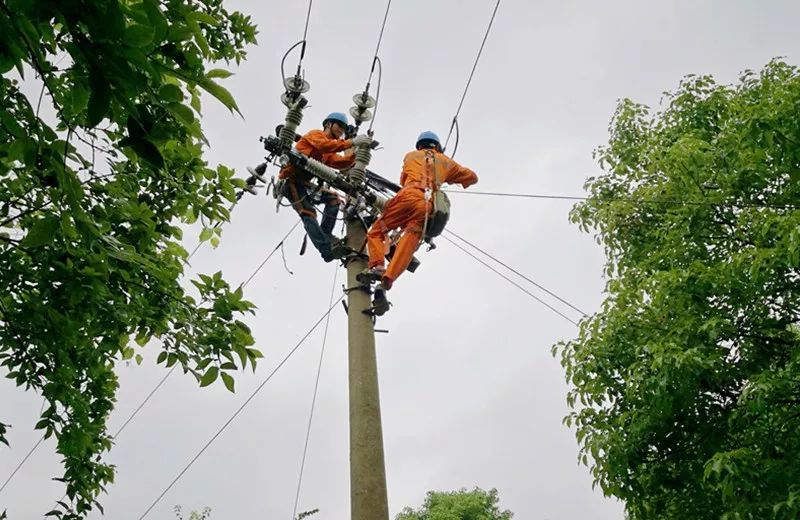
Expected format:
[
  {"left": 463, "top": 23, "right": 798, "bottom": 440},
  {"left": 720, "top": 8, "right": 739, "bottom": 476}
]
[
  {"left": 3, "top": 221, "right": 300, "bottom": 503},
  {"left": 301, "top": 0, "right": 314, "bottom": 43},
  {"left": 297, "top": 0, "right": 314, "bottom": 73},
  {"left": 442, "top": 189, "right": 800, "bottom": 210},
  {"left": 240, "top": 220, "right": 302, "bottom": 289},
  {"left": 370, "top": 0, "right": 392, "bottom": 71},
  {"left": 112, "top": 366, "right": 176, "bottom": 439},
  {"left": 443, "top": 0, "right": 502, "bottom": 151},
  {"left": 441, "top": 235, "right": 578, "bottom": 326},
  {"left": 361, "top": 0, "right": 391, "bottom": 133},
  {"left": 0, "top": 437, "right": 44, "bottom": 495},
  {"left": 292, "top": 265, "right": 339, "bottom": 519},
  {"left": 2, "top": 366, "right": 176, "bottom": 500},
  {"left": 138, "top": 294, "right": 345, "bottom": 520},
  {"left": 445, "top": 229, "right": 587, "bottom": 316}
]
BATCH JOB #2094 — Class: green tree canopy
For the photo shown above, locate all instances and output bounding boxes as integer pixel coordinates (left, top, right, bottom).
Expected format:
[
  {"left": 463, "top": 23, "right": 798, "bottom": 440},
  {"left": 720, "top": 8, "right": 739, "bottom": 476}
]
[
  {"left": 396, "top": 488, "right": 513, "bottom": 520},
  {"left": 0, "top": 0, "right": 258, "bottom": 517},
  {"left": 557, "top": 60, "right": 800, "bottom": 519}
]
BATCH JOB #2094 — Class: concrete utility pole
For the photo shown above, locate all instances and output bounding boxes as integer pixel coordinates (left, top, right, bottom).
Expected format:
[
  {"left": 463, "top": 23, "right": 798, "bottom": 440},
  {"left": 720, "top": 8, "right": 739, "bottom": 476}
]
[{"left": 344, "top": 143, "right": 389, "bottom": 520}]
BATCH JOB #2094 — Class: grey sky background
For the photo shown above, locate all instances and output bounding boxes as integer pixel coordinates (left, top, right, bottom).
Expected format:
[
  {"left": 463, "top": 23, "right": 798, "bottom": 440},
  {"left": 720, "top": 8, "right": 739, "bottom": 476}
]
[{"left": 3, "top": 1, "right": 800, "bottom": 519}]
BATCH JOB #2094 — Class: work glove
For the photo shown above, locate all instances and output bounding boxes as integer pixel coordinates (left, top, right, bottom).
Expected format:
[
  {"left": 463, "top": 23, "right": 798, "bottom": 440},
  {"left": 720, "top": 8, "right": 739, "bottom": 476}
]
[{"left": 351, "top": 135, "right": 373, "bottom": 147}]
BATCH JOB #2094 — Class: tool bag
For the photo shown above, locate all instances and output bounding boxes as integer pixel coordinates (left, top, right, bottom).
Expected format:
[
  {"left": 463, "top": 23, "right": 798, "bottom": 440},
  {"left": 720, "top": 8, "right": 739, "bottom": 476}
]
[{"left": 424, "top": 151, "right": 450, "bottom": 240}]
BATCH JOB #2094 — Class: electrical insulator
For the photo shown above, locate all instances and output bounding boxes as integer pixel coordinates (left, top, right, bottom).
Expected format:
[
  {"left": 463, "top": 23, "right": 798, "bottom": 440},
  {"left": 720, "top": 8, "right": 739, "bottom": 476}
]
[
  {"left": 349, "top": 91, "right": 376, "bottom": 126},
  {"left": 279, "top": 96, "right": 307, "bottom": 152}
]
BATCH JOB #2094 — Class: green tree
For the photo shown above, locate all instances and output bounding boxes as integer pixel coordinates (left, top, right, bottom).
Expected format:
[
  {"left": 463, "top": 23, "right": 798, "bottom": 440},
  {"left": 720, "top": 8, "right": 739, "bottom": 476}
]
[
  {"left": 557, "top": 59, "right": 800, "bottom": 519},
  {"left": 0, "top": 0, "right": 257, "bottom": 518},
  {"left": 174, "top": 505, "right": 212, "bottom": 520},
  {"left": 396, "top": 488, "right": 513, "bottom": 520}
]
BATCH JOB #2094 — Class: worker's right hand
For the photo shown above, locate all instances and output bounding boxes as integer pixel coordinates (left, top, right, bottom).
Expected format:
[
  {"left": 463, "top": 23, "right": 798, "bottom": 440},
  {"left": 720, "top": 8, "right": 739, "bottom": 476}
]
[{"left": 352, "top": 135, "right": 373, "bottom": 147}]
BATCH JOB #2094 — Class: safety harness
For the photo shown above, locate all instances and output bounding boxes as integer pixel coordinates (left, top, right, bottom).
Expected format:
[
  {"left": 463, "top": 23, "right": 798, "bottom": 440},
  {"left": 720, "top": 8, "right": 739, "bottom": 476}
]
[{"left": 421, "top": 149, "right": 451, "bottom": 243}]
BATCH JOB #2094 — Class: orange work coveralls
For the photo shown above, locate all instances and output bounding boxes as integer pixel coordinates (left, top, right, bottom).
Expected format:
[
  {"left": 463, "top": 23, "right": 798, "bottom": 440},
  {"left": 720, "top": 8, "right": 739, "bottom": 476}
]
[
  {"left": 367, "top": 148, "right": 478, "bottom": 287},
  {"left": 280, "top": 129, "right": 355, "bottom": 217},
  {"left": 279, "top": 129, "right": 354, "bottom": 261}
]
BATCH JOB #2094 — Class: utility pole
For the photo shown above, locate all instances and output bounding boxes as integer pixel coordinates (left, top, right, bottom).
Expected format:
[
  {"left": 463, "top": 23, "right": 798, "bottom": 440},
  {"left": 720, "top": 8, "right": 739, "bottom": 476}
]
[
  {"left": 269, "top": 76, "right": 390, "bottom": 519},
  {"left": 344, "top": 142, "right": 389, "bottom": 520}
]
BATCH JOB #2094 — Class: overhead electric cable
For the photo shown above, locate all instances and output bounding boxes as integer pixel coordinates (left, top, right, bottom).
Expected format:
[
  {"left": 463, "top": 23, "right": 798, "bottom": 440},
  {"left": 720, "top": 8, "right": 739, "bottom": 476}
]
[
  {"left": 8, "top": 364, "right": 176, "bottom": 510},
  {"left": 445, "top": 229, "right": 587, "bottom": 316},
  {"left": 0, "top": 437, "right": 44, "bottom": 495},
  {"left": 369, "top": 0, "right": 392, "bottom": 78},
  {"left": 442, "top": 235, "right": 578, "bottom": 326},
  {"left": 297, "top": 0, "right": 314, "bottom": 73},
  {"left": 443, "top": 0, "right": 502, "bottom": 152},
  {"left": 240, "top": 220, "right": 302, "bottom": 289},
  {"left": 2, "top": 221, "right": 301, "bottom": 502},
  {"left": 186, "top": 200, "right": 239, "bottom": 263},
  {"left": 292, "top": 265, "right": 339, "bottom": 519},
  {"left": 355, "top": 0, "right": 391, "bottom": 132},
  {"left": 138, "top": 294, "right": 346, "bottom": 520},
  {"left": 442, "top": 189, "right": 799, "bottom": 210},
  {"left": 111, "top": 367, "right": 177, "bottom": 439},
  {"left": 367, "top": 56, "right": 383, "bottom": 133}
]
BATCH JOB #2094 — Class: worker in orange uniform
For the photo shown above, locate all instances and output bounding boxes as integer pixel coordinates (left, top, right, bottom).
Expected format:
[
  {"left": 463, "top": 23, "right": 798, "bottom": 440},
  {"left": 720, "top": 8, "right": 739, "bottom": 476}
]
[
  {"left": 250, "top": 112, "right": 372, "bottom": 262},
  {"left": 362, "top": 131, "right": 478, "bottom": 314}
]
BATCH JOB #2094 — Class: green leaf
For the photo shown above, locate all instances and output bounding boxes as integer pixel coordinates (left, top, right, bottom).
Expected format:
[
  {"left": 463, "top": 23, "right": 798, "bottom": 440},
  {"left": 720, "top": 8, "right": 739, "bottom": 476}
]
[
  {"left": 186, "top": 19, "right": 210, "bottom": 56},
  {"left": 206, "top": 68, "right": 233, "bottom": 79},
  {"left": 70, "top": 86, "right": 90, "bottom": 114},
  {"left": 221, "top": 371, "right": 235, "bottom": 393},
  {"left": 199, "top": 227, "right": 213, "bottom": 242},
  {"left": 167, "top": 102, "right": 195, "bottom": 126},
  {"left": 142, "top": 0, "right": 168, "bottom": 42},
  {"left": 0, "top": 110, "right": 24, "bottom": 138},
  {"left": 190, "top": 90, "right": 201, "bottom": 113},
  {"left": 134, "top": 332, "right": 150, "bottom": 346},
  {"left": 127, "top": 139, "right": 164, "bottom": 169},
  {"left": 199, "top": 366, "right": 218, "bottom": 387},
  {"left": 187, "top": 11, "right": 219, "bottom": 26},
  {"left": 8, "top": 138, "right": 27, "bottom": 162},
  {"left": 21, "top": 216, "right": 60, "bottom": 248},
  {"left": 198, "top": 78, "right": 240, "bottom": 115},
  {"left": 158, "top": 84, "right": 184, "bottom": 103},
  {"left": 87, "top": 68, "right": 111, "bottom": 127},
  {"left": 125, "top": 23, "right": 155, "bottom": 47}
]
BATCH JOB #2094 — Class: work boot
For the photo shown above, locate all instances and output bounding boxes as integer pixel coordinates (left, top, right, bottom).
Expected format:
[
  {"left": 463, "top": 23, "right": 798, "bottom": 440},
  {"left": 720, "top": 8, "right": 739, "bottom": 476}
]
[
  {"left": 329, "top": 235, "right": 348, "bottom": 259},
  {"left": 369, "top": 285, "right": 391, "bottom": 316},
  {"left": 357, "top": 266, "right": 386, "bottom": 285}
]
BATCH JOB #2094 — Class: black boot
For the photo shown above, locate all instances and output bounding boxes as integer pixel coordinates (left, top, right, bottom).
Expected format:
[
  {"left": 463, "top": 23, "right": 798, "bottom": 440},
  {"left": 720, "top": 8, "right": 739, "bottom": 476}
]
[{"left": 369, "top": 284, "right": 391, "bottom": 316}]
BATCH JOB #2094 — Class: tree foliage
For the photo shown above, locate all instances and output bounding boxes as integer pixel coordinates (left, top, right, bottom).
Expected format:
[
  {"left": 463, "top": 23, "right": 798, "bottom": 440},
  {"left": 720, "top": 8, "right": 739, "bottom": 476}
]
[
  {"left": 0, "top": 0, "right": 258, "bottom": 517},
  {"left": 395, "top": 488, "right": 513, "bottom": 520},
  {"left": 557, "top": 60, "right": 800, "bottom": 519},
  {"left": 174, "top": 505, "right": 212, "bottom": 520}
]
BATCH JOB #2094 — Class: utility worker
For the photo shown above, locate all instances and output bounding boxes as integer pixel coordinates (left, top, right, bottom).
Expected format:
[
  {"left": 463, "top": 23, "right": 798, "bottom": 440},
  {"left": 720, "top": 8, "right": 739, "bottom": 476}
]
[
  {"left": 251, "top": 112, "right": 371, "bottom": 262},
  {"left": 362, "top": 131, "right": 478, "bottom": 314}
]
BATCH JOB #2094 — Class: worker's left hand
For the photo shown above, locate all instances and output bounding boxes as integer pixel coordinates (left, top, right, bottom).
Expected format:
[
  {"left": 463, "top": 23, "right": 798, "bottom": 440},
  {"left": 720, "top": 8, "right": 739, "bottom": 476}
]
[{"left": 352, "top": 135, "right": 373, "bottom": 147}]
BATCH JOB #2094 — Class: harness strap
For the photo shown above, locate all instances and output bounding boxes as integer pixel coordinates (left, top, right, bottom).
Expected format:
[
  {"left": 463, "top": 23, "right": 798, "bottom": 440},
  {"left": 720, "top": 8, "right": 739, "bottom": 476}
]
[{"left": 418, "top": 149, "right": 441, "bottom": 250}]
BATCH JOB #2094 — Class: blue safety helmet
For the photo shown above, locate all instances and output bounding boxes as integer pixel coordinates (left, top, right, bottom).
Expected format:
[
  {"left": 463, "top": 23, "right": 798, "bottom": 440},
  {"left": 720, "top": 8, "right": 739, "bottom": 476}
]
[
  {"left": 322, "top": 112, "right": 349, "bottom": 129},
  {"left": 415, "top": 131, "right": 441, "bottom": 151}
]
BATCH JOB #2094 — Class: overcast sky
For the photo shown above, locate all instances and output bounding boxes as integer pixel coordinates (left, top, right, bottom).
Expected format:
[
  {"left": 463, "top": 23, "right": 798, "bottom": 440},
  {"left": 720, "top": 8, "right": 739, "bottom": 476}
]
[{"left": 3, "top": 1, "right": 800, "bottom": 519}]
